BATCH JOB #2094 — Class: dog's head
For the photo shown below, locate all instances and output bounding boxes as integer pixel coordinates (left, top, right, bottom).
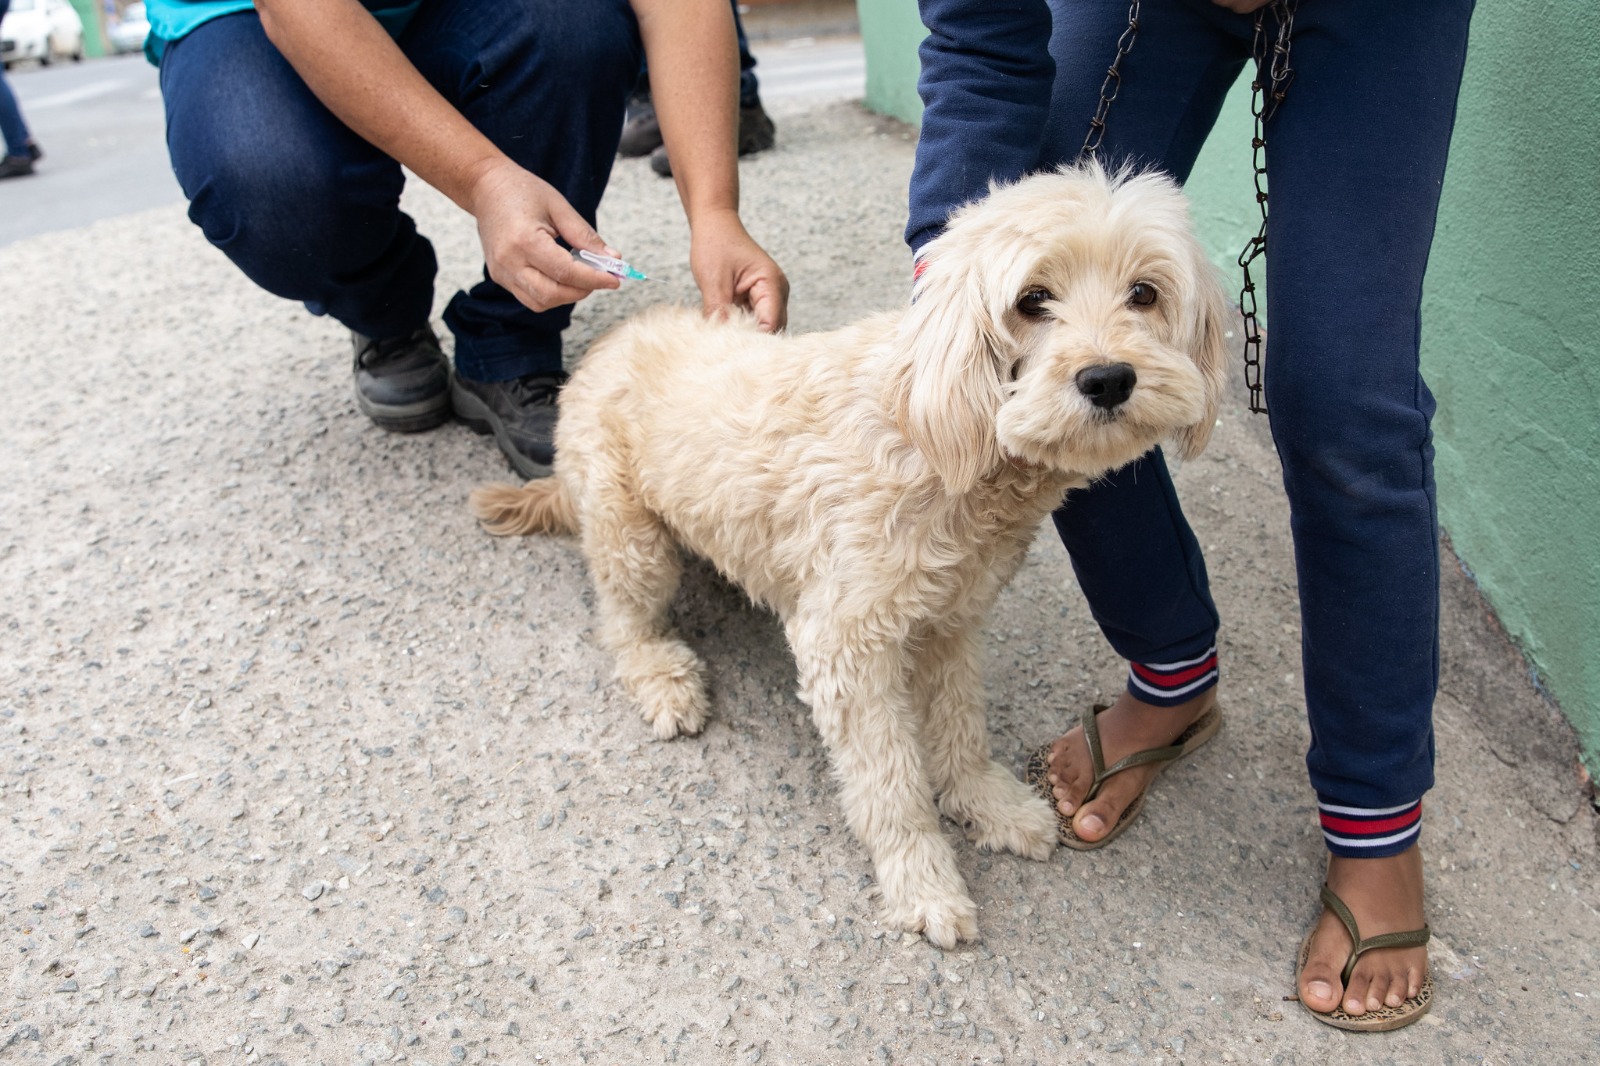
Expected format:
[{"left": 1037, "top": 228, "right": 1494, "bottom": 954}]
[{"left": 894, "top": 162, "right": 1232, "bottom": 494}]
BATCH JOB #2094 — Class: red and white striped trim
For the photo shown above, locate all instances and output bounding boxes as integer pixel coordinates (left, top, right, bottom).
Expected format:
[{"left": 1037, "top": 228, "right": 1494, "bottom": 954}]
[
  {"left": 1319, "top": 799, "right": 1422, "bottom": 852},
  {"left": 1128, "top": 645, "right": 1219, "bottom": 705}
]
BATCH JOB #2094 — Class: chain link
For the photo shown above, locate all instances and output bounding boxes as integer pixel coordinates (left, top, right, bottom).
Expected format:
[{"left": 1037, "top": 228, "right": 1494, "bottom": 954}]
[
  {"left": 1080, "top": 0, "right": 1142, "bottom": 159},
  {"left": 1082, "top": 1, "right": 1296, "bottom": 416},
  {"left": 1237, "top": 1, "right": 1297, "bottom": 415}
]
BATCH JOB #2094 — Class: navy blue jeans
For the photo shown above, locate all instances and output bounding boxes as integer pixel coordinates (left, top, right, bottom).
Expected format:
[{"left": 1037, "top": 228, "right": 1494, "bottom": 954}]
[
  {"left": 160, "top": 0, "right": 643, "bottom": 381},
  {"left": 1041, "top": 0, "right": 1474, "bottom": 854},
  {"left": 0, "top": 0, "right": 34, "bottom": 158}
]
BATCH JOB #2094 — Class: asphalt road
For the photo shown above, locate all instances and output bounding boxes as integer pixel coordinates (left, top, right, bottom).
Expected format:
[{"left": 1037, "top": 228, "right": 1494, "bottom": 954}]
[
  {"left": 0, "top": 36, "right": 866, "bottom": 248},
  {"left": 1, "top": 52, "right": 175, "bottom": 247}
]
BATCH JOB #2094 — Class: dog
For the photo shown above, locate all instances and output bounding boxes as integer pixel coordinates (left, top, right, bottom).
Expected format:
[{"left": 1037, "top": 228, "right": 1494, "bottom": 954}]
[{"left": 470, "top": 163, "right": 1231, "bottom": 947}]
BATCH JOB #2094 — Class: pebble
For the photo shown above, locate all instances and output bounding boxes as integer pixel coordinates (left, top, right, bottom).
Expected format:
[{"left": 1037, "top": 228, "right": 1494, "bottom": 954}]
[{"left": 302, "top": 882, "right": 324, "bottom": 901}]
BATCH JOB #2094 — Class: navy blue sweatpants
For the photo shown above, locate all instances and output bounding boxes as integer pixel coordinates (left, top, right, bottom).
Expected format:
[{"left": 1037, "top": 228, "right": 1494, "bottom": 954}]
[{"left": 1037, "top": 0, "right": 1474, "bottom": 855}]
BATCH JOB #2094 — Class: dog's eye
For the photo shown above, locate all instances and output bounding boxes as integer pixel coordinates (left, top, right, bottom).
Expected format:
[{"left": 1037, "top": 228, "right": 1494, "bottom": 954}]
[
  {"left": 1128, "top": 282, "right": 1158, "bottom": 308},
  {"left": 1018, "top": 288, "right": 1054, "bottom": 318}
]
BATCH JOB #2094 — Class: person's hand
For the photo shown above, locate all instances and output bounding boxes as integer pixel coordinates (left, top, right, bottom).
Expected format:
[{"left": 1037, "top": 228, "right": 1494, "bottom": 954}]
[
  {"left": 465, "top": 156, "right": 623, "bottom": 313},
  {"left": 1211, "top": 0, "right": 1275, "bottom": 12},
  {"left": 689, "top": 208, "right": 790, "bottom": 333}
]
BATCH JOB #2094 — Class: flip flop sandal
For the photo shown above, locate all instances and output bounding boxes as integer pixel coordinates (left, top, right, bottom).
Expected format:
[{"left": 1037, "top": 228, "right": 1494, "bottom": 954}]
[
  {"left": 1024, "top": 700, "right": 1221, "bottom": 851},
  {"left": 1295, "top": 884, "right": 1433, "bottom": 1032}
]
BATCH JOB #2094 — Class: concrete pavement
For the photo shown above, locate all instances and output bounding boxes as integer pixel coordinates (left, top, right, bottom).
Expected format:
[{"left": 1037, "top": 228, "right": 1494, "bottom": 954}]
[{"left": 1, "top": 88, "right": 1596, "bottom": 1066}]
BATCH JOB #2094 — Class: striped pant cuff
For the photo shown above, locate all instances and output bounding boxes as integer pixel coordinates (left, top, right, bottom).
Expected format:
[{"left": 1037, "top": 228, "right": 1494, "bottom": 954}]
[
  {"left": 1126, "top": 645, "right": 1219, "bottom": 707},
  {"left": 1319, "top": 799, "right": 1423, "bottom": 858}
]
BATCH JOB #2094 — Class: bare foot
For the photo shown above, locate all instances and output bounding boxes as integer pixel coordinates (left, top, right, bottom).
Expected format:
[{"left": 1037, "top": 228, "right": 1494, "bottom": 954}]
[
  {"left": 1042, "top": 688, "right": 1216, "bottom": 843},
  {"left": 1298, "top": 845, "right": 1429, "bottom": 1016}
]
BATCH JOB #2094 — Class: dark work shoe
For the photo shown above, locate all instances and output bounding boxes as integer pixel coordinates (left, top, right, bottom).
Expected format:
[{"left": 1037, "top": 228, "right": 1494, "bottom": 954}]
[
  {"left": 26, "top": 141, "right": 43, "bottom": 162},
  {"left": 617, "top": 91, "right": 662, "bottom": 158},
  {"left": 351, "top": 326, "right": 453, "bottom": 433},
  {"left": 648, "top": 101, "right": 778, "bottom": 178},
  {"left": 451, "top": 371, "right": 567, "bottom": 479},
  {"left": 0, "top": 155, "right": 35, "bottom": 179},
  {"left": 737, "top": 101, "right": 777, "bottom": 156}
]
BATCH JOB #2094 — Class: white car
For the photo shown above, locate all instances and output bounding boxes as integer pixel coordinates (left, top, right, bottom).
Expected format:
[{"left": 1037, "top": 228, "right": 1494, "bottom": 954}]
[
  {"left": 107, "top": 1, "right": 148, "bottom": 54},
  {"left": 1, "top": 0, "right": 86, "bottom": 69}
]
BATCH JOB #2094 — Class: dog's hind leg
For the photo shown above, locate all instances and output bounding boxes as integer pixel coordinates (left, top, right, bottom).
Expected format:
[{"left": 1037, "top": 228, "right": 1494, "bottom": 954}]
[
  {"left": 579, "top": 470, "right": 708, "bottom": 740},
  {"left": 913, "top": 624, "right": 1057, "bottom": 862},
  {"left": 787, "top": 612, "right": 979, "bottom": 948}
]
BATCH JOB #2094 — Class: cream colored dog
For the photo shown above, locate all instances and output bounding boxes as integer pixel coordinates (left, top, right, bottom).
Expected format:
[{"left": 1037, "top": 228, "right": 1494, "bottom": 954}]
[{"left": 471, "top": 163, "right": 1231, "bottom": 947}]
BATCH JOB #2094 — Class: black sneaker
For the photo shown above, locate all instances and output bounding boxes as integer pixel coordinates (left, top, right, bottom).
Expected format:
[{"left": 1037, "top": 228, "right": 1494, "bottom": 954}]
[
  {"left": 351, "top": 326, "right": 453, "bottom": 432},
  {"left": 617, "top": 91, "right": 662, "bottom": 158},
  {"left": 26, "top": 141, "right": 42, "bottom": 162},
  {"left": 0, "top": 155, "right": 34, "bottom": 180},
  {"left": 649, "top": 101, "right": 777, "bottom": 177},
  {"left": 451, "top": 371, "right": 567, "bottom": 479}
]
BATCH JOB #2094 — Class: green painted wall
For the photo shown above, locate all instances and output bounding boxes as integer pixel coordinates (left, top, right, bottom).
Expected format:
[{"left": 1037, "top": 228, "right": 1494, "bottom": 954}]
[
  {"left": 1421, "top": 5, "right": 1600, "bottom": 769},
  {"left": 858, "top": 1, "right": 1600, "bottom": 768},
  {"left": 67, "top": 0, "right": 108, "bottom": 58},
  {"left": 857, "top": 0, "right": 926, "bottom": 127}
]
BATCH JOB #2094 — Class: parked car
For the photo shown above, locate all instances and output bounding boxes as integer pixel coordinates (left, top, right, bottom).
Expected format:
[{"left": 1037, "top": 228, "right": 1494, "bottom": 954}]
[
  {"left": 106, "top": 1, "right": 147, "bottom": 54},
  {"left": 1, "top": 0, "right": 86, "bottom": 68}
]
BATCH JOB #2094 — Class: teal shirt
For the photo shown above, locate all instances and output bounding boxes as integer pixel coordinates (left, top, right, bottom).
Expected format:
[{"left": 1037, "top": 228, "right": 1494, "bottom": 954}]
[{"left": 144, "top": 0, "right": 422, "bottom": 63}]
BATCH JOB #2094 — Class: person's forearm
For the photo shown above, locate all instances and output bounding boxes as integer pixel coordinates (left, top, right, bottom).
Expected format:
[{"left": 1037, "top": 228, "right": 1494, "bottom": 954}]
[
  {"left": 254, "top": 0, "right": 504, "bottom": 214},
  {"left": 632, "top": 0, "right": 741, "bottom": 224}
]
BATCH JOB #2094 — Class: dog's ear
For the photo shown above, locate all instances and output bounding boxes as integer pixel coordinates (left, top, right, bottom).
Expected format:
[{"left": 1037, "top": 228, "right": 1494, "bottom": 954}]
[
  {"left": 1168, "top": 249, "right": 1234, "bottom": 460},
  {"left": 892, "top": 245, "right": 1008, "bottom": 495}
]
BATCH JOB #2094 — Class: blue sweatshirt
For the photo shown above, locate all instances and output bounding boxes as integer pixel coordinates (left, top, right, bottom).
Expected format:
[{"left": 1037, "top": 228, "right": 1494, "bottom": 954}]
[{"left": 905, "top": 0, "right": 1056, "bottom": 255}]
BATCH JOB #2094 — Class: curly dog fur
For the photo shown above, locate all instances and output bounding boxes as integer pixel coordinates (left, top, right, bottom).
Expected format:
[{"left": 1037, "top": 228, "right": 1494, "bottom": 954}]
[{"left": 471, "top": 163, "right": 1232, "bottom": 946}]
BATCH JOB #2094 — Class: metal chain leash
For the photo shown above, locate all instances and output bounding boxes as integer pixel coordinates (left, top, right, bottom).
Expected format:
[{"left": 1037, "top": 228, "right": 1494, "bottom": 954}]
[
  {"left": 1237, "top": 1, "right": 1297, "bottom": 415},
  {"left": 1080, "top": 0, "right": 1142, "bottom": 160},
  {"left": 1081, "top": 0, "right": 1298, "bottom": 416}
]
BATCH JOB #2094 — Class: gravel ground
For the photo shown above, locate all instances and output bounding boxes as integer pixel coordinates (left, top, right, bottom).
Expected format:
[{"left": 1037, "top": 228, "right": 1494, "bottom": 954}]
[{"left": 2, "top": 102, "right": 1596, "bottom": 1066}]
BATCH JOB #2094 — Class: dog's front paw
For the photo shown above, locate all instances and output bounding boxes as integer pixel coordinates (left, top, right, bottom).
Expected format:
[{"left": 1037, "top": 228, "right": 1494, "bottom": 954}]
[
  {"left": 873, "top": 834, "right": 982, "bottom": 948},
  {"left": 881, "top": 892, "right": 980, "bottom": 949},
  {"left": 618, "top": 640, "right": 709, "bottom": 740},
  {"left": 941, "top": 764, "right": 1058, "bottom": 861}
]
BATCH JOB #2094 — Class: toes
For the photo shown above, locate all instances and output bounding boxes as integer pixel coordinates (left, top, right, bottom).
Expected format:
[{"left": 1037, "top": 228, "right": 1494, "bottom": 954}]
[
  {"left": 1298, "top": 916, "right": 1348, "bottom": 1014},
  {"left": 1300, "top": 973, "right": 1341, "bottom": 1014},
  {"left": 1381, "top": 961, "right": 1426, "bottom": 1008},
  {"left": 1298, "top": 955, "right": 1342, "bottom": 1012},
  {"left": 1343, "top": 967, "right": 1378, "bottom": 1016},
  {"left": 1046, "top": 736, "right": 1095, "bottom": 813},
  {"left": 1071, "top": 794, "right": 1119, "bottom": 842}
]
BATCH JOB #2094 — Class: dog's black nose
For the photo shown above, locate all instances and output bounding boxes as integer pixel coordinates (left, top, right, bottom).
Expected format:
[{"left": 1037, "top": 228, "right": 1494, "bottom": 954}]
[{"left": 1075, "top": 363, "right": 1137, "bottom": 410}]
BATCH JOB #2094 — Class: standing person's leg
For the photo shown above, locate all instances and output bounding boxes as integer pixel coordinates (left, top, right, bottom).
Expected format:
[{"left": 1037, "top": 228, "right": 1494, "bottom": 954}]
[
  {"left": 399, "top": 0, "right": 643, "bottom": 476},
  {"left": 0, "top": 69, "right": 34, "bottom": 173},
  {"left": 0, "top": 0, "right": 41, "bottom": 178},
  {"left": 1030, "top": 0, "right": 1251, "bottom": 845},
  {"left": 1261, "top": 0, "right": 1474, "bottom": 1025},
  {"left": 161, "top": 12, "right": 451, "bottom": 432}
]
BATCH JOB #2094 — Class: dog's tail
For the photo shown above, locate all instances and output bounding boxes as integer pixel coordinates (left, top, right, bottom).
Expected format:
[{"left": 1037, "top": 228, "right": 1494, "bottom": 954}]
[{"left": 469, "top": 479, "right": 579, "bottom": 537}]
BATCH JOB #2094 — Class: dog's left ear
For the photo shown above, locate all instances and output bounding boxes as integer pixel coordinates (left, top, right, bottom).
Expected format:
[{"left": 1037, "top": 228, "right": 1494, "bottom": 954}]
[
  {"left": 892, "top": 246, "right": 1009, "bottom": 495},
  {"left": 1168, "top": 250, "right": 1234, "bottom": 461}
]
